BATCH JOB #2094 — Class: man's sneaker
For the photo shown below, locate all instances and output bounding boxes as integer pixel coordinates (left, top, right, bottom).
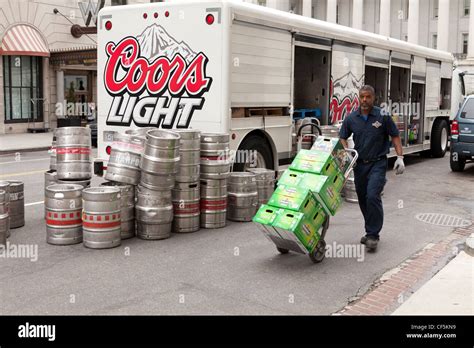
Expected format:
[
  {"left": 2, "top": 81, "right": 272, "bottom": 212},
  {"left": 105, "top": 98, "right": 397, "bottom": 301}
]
[
  {"left": 360, "top": 236, "right": 368, "bottom": 244},
  {"left": 366, "top": 236, "right": 379, "bottom": 251}
]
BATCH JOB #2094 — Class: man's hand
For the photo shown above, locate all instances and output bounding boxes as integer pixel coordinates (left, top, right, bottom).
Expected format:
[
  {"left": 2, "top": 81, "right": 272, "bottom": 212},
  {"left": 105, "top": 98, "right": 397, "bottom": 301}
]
[{"left": 394, "top": 156, "right": 405, "bottom": 175}]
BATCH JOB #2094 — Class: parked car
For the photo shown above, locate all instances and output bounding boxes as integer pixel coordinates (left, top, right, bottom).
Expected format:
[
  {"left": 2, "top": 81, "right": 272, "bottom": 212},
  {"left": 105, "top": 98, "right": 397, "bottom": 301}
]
[{"left": 450, "top": 95, "right": 474, "bottom": 172}]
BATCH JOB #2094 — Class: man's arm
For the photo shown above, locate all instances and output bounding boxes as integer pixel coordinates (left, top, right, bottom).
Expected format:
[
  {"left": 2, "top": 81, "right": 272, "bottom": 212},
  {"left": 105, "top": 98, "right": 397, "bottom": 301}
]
[
  {"left": 391, "top": 135, "right": 403, "bottom": 157},
  {"left": 339, "top": 116, "right": 352, "bottom": 149},
  {"left": 340, "top": 138, "right": 349, "bottom": 149}
]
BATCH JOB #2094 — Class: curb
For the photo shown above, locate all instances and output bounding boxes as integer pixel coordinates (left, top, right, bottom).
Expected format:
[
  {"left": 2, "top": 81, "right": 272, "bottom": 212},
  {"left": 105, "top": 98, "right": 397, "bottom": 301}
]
[
  {"left": 465, "top": 233, "right": 474, "bottom": 257},
  {"left": 336, "top": 224, "right": 473, "bottom": 316}
]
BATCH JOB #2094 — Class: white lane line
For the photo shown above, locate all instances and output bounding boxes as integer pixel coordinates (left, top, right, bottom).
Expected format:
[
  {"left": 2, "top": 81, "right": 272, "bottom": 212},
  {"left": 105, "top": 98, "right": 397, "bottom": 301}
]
[
  {"left": 0, "top": 158, "right": 50, "bottom": 165},
  {"left": 25, "top": 201, "right": 44, "bottom": 207}
]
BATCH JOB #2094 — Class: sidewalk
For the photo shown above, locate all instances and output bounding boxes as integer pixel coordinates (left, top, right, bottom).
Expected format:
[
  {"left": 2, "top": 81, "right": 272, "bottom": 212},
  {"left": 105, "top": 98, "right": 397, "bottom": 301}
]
[
  {"left": 337, "top": 226, "right": 473, "bottom": 315},
  {"left": 392, "top": 249, "right": 473, "bottom": 315},
  {"left": 0, "top": 132, "right": 54, "bottom": 154}
]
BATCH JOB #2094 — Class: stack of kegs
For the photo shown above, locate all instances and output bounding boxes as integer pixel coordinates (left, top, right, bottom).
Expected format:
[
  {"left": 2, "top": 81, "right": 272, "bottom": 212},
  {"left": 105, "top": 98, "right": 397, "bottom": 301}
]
[
  {"left": 101, "top": 182, "right": 135, "bottom": 240},
  {"left": 44, "top": 130, "right": 58, "bottom": 192},
  {"left": 172, "top": 130, "right": 201, "bottom": 233},
  {"left": 7, "top": 181, "right": 25, "bottom": 229},
  {"left": 0, "top": 181, "right": 10, "bottom": 239},
  {"left": 46, "top": 127, "right": 92, "bottom": 190},
  {"left": 200, "top": 133, "right": 231, "bottom": 229},
  {"left": 0, "top": 186, "right": 9, "bottom": 245},
  {"left": 246, "top": 168, "right": 275, "bottom": 206},
  {"left": 50, "top": 131, "right": 57, "bottom": 171},
  {"left": 45, "top": 183, "right": 83, "bottom": 245},
  {"left": 82, "top": 187, "right": 122, "bottom": 249},
  {"left": 136, "top": 130, "right": 180, "bottom": 239},
  {"left": 105, "top": 132, "right": 145, "bottom": 185},
  {"left": 227, "top": 172, "right": 258, "bottom": 222},
  {"left": 100, "top": 130, "right": 146, "bottom": 241}
]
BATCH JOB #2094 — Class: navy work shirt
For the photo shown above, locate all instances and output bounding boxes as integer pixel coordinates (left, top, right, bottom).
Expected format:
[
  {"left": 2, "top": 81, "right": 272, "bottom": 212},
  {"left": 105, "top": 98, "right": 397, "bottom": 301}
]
[{"left": 339, "top": 106, "right": 400, "bottom": 161}]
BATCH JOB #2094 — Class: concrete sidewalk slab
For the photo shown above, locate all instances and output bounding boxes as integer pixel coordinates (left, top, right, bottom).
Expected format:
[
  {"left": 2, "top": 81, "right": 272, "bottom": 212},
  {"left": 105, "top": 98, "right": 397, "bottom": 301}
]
[
  {"left": 0, "top": 132, "right": 53, "bottom": 154},
  {"left": 392, "top": 251, "right": 474, "bottom": 315}
]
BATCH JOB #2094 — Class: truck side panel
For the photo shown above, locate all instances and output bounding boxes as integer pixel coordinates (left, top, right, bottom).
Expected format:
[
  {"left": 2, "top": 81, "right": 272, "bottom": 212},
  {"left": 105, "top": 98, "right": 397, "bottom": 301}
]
[
  {"left": 230, "top": 22, "right": 292, "bottom": 108},
  {"left": 330, "top": 41, "right": 364, "bottom": 125}
]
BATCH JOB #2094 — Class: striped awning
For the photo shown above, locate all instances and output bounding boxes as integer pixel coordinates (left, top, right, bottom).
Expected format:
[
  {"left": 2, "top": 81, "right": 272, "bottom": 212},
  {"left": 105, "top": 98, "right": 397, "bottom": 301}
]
[{"left": 0, "top": 24, "right": 49, "bottom": 57}]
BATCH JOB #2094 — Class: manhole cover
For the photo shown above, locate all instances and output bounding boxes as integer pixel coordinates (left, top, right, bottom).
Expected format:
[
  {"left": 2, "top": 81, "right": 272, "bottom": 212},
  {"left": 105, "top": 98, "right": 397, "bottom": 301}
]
[{"left": 415, "top": 213, "right": 472, "bottom": 227}]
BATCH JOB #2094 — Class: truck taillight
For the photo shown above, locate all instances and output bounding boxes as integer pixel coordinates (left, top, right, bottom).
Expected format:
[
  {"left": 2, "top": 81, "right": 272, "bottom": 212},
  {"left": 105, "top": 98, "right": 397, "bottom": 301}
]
[
  {"left": 206, "top": 14, "right": 215, "bottom": 25},
  {"left": 105, "top": 21, "right": 112, "bottom": 30},
  {"left": 106, "top": 146, "right": 112, "bottom": 155},
  {"left": 451, "top": 120, "right": 459, "bottom": 135}
]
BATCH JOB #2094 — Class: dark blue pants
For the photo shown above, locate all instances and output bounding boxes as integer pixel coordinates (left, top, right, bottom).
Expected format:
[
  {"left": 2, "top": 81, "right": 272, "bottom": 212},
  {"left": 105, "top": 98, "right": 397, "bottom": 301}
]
[{"left": 353, "top": 158, "right": 387, "bottom": 238}]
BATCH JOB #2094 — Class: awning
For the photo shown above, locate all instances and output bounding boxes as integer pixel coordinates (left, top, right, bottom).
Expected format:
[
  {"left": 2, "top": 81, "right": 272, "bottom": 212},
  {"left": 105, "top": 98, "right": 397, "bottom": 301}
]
[{"left": 0, "top": 24, "right": 49, "bottom": 57}]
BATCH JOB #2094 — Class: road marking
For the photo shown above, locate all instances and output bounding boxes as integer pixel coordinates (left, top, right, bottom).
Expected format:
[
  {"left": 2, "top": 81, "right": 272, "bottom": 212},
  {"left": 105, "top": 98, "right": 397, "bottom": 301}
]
[
  {"left": 0, "top": 158, "right": 50, "bottom": 165},
  {"left": 25, "top": 201, "right": 44, "bottom": 207},
  {"left": 0, "top": 170, "right": 46, "bottom": 179}
]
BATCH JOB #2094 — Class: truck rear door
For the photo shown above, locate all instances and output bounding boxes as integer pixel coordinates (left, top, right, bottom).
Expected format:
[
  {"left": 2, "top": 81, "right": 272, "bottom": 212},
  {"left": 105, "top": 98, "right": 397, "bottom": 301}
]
[{"left": 97, "top": 1, "right": 225, "bottom": 160}]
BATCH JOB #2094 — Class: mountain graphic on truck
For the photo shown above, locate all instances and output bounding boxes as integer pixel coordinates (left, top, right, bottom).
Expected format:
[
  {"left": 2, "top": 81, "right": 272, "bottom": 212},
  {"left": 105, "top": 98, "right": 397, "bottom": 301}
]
[
  {"left": 137, "top": 24, "right": 197, "bottom": 63},
  {"left": 104, "top": 25, "right": 213, "bottom": 129}
]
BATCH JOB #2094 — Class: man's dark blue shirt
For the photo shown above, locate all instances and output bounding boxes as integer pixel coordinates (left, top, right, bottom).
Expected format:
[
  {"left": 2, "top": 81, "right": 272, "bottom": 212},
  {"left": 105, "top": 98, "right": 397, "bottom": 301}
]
[{"left": 339, "top": 106, "right": 400, "bottom": 161}]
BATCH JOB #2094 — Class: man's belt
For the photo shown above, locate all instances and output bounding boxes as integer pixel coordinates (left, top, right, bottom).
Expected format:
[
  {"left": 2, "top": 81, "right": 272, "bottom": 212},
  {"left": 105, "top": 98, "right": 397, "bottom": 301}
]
[{"left": 357, "top": 156, "right": 386, "bottom": 164}]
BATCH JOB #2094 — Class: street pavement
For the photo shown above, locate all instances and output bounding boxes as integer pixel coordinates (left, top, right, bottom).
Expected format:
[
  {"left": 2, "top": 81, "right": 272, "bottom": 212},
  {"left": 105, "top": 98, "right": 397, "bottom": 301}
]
[{"left": 0, "top": 150, "right": 473, "bottom": 315}]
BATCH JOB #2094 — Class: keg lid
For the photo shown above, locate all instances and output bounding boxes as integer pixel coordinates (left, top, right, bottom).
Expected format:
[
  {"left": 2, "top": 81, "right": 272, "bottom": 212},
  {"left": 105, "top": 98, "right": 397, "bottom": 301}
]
[
  {"left": 125, "top": 127, "right": 155, "bottom": 137},
  {"left": 175, "top": 129, "right": 201, "bottom": 141},
  {"left": 0, "top": 181, "right": 11, "bottom": 190},
  {"left": 147, "top": 129, "right": 180, "bottom": 140},
  {"left": 46, "top": 183, "right": 84, "bottom": 192}
]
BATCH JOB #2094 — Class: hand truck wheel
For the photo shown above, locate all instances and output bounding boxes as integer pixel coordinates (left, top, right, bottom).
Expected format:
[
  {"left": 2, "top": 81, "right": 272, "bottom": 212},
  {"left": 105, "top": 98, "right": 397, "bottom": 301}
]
[
  {"left": 276, "top": 247, "right": 290, "bottom": 254},
  {"left": 309, "top": 239, "right": 327, "bottom": 263}
]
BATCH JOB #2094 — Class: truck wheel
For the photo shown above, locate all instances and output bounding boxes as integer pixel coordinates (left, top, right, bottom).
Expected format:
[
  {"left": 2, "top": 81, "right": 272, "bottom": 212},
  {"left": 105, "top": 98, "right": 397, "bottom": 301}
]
[
  {"left": 430, "top": 120, "right": 449, "bottom": 158},
  {"left": 233, "top": 134, "right": 274, "bottom": 172},
  {"left": 450, "top": 152, "right": 465, "bottom": 172}
]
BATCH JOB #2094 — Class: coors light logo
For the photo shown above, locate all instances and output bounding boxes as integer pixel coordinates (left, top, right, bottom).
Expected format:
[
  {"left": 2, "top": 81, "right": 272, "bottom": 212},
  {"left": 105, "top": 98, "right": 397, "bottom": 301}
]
[{"left": 105, "top": 24, "right": 213, "bottom": 128}]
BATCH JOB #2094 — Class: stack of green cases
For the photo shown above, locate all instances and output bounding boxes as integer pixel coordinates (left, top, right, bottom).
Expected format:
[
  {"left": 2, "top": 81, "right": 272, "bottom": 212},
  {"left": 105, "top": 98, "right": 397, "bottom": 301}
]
[
  {"left": 253, "top": 141, "right": 348, "bottom": 254},
  {"left": 278, "top": 169, "right": 342, "bottom": 216},
  {"left": 311, "top": 136, "right": 349, "bottom": 173},
  {"left": 253, "top": 204, "right": 326, "bottom": 253},
  {"left": 290, "top": 149, "right": 344, "bottom": 183}
]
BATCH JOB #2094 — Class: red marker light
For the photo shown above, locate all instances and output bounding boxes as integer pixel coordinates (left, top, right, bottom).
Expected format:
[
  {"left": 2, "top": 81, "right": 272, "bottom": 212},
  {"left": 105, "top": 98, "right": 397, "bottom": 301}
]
[
  {"left": 231, "top": 133, "right": 236, "bottom": 140},
  {"left": 206, "top": 14, "right": 215, "bottom": 25},
  {"left": 106, "top": 146, "right": 112, "bottom": 155},
  {"left": 165, "top": 11, "right": 170, "bottom": 17},
  {"left": 143, "top": 13, "right": 148, "bottom": 19},
  {"left": 154, "top": 12, "right": 158, "bottom": 18},
  {"left": 105, "top": 21, "right": 112, "bottom": 31}
]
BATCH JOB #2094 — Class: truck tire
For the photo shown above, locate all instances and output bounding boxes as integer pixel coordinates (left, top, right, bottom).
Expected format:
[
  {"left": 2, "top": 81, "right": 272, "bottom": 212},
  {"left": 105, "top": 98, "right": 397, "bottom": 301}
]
[
  {"left": 450, "top": 152, "right": 465, "bottom": 172},
  {"left": 430, "top": 119, "right": 449, "bottom": 158},
  {"left": 233, "top": 134, "right": 274, "bottom": 172}
]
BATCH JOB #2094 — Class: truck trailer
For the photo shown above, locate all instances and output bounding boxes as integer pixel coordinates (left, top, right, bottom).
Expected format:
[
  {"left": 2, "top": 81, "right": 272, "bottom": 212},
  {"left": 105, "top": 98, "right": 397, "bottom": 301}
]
[{"left": 96, "top": 0, "right": 464, "bottom": 174}]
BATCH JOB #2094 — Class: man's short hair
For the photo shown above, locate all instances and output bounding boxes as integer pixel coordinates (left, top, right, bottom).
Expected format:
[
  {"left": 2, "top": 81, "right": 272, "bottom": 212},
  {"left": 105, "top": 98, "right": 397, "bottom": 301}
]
[{"left": 359, "top": 85, "right": 375, "bottom": 96}]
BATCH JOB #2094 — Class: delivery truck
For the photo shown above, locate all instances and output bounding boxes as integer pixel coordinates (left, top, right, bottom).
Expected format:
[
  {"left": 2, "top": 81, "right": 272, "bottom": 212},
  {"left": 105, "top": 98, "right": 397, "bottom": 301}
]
[{"left": 95, "top": 0, "right": 464, "bottom": 174}]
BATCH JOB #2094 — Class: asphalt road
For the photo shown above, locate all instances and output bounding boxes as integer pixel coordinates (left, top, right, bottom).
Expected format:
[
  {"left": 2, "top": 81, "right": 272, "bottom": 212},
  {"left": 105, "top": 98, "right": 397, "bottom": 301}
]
[{"left": 0, "top": 150, "right": 473, "bottom": 315}]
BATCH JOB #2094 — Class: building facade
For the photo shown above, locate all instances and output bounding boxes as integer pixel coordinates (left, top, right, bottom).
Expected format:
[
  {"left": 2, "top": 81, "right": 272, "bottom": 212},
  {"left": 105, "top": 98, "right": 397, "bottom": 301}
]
[{"left": 0, "top": 0, "right": 152, "bottom": 135}]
